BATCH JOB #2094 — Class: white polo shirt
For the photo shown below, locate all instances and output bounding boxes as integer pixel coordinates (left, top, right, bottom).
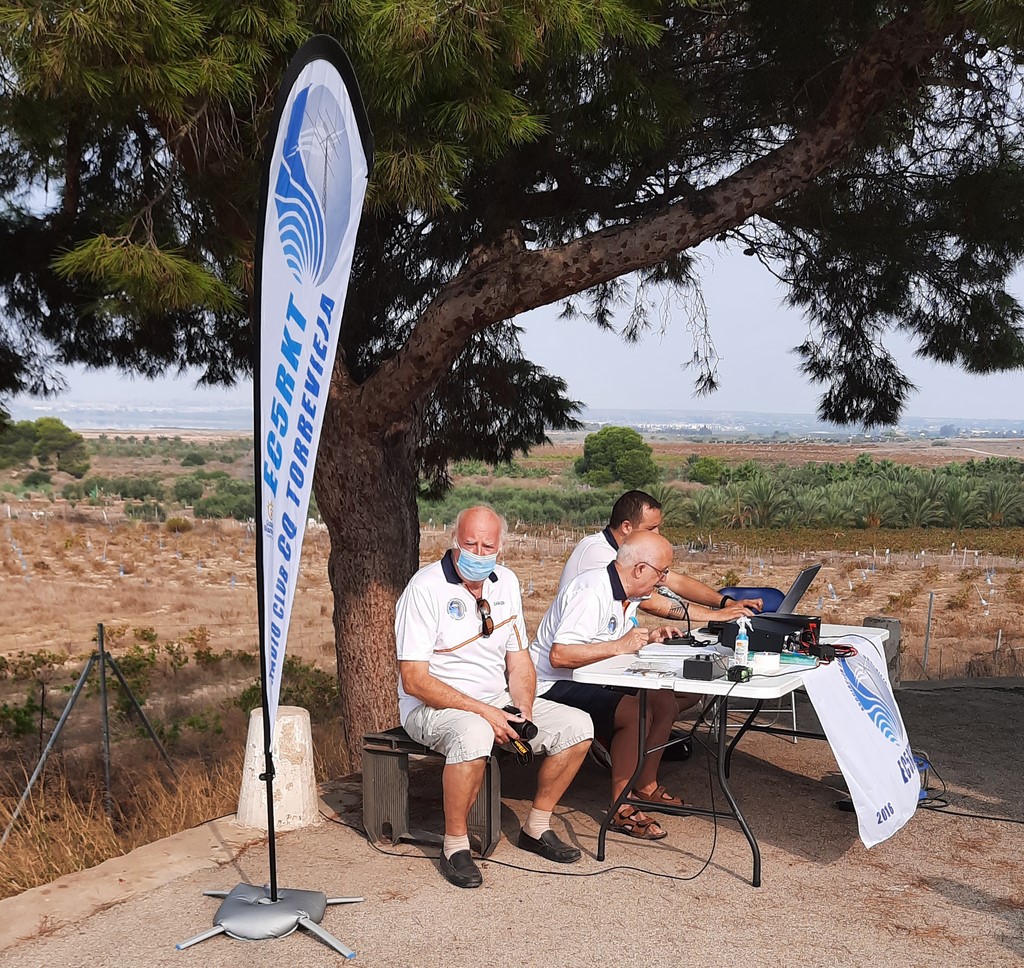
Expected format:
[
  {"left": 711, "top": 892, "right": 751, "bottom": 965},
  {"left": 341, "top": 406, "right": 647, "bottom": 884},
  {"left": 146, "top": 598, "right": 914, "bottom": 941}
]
[
  {"left": 556, "top": 527, "right": 618, "bottom": 596},
  {"left": 531, "top": 562, "right": 639, "bottom": 690},
  {"left": 395, "top": 550, "right": 528, "bottom": 724}
]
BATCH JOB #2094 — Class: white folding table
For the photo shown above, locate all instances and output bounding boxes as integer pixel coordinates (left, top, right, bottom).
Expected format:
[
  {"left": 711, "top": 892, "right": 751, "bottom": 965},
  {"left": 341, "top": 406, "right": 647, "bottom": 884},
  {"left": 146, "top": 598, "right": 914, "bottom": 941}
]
[{"left": 572, "top": 624, "right": 888, "bottom": 886}]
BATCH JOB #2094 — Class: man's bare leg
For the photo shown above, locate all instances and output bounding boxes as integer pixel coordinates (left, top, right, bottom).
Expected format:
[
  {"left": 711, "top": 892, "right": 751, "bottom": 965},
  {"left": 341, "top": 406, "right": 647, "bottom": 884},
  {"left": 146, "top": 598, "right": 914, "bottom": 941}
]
[
  {"left": 532, "top": 739, "right": 590, "bottom": 812},
  {"left": 441, "top": 759, "right": 487, "bottom": 836}
]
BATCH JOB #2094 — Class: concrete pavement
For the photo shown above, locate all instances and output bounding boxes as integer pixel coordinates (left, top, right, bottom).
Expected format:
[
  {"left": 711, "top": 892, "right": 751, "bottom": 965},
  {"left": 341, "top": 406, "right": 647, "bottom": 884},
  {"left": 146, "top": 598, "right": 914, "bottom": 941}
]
[{"left": 1, "top": 681, "right": 1021, "bottom": 968}]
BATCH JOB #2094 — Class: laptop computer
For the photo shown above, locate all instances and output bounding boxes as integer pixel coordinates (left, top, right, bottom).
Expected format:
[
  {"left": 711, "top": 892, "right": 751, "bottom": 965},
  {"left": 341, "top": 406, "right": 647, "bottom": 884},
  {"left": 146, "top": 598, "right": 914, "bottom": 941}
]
[
  {"left": 702, "top": 564, "right": 821, "bottom": 634},
  {"left": 774, "top": 563, "right": 822, "bottom": 615}
]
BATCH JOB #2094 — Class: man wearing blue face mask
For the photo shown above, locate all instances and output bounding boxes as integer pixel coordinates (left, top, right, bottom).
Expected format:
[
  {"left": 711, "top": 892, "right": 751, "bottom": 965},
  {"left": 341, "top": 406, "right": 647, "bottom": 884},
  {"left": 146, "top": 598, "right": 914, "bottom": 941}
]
[{"left": 396, "top": 504, "right": 593, "bottom": 888}]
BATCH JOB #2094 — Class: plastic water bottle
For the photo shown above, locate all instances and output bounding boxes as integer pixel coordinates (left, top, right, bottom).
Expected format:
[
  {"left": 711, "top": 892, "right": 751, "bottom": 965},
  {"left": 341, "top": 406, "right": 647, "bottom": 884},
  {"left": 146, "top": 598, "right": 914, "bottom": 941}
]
[{"left": 731, "top": 616, "right": 751, "bottom": 669}]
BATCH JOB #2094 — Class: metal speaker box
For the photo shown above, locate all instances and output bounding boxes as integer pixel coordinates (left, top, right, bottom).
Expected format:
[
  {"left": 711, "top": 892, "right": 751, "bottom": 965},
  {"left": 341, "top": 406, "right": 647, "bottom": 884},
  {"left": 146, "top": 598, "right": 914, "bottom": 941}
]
[{"left": 682, "top": 654, "right": 728, "bottom": 680}]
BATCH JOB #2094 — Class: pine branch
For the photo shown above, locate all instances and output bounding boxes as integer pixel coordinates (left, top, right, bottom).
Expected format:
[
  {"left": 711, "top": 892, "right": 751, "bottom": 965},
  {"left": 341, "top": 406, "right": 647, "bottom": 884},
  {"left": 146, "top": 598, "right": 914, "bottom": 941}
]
[{"left": 361, "top": 6, "right": 949, "bottom": 427}]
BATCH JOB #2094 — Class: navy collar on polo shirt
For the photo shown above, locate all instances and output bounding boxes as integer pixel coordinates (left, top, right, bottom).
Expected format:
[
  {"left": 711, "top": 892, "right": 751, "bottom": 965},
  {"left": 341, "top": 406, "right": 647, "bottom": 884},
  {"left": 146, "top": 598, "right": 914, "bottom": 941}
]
[
  {"left": 605, "top": 561, "right": 627, "bottom": 601},
  {"left": 601, "top": 526, "right": 618, "bottom": 550},
  {"left": 441, "top": 549, "right": 497, "bottom": 585}
]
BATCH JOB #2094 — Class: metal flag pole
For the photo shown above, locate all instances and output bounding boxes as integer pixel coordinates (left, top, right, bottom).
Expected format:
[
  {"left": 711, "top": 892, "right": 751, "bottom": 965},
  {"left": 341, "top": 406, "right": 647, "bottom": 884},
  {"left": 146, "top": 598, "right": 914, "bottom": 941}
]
[{"left": 178, "top": 33, "right": 373, "bottom": 959}]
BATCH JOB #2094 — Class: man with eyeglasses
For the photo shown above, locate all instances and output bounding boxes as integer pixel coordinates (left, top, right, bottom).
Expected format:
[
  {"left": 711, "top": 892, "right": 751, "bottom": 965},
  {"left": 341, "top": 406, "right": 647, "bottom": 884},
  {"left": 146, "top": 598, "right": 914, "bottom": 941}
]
[
  {"left": 396, "top": 505, "right": 593, "bottom": 888},
  {"left": 531, "top": 530, "right": 690, "bottom": 841},
  {"left": 558, "top": 490, "right": 763, "bottom": 624}
]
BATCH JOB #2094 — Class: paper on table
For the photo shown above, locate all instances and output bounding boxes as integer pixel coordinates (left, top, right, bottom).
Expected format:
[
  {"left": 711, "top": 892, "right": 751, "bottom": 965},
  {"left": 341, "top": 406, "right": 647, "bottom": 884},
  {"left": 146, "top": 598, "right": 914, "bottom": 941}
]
[
  {"left": 625, "top": 659, "right": 681, "bottom": 678},
  {"left": 639, "top": 641, "right": 732, "bottom": 659}
]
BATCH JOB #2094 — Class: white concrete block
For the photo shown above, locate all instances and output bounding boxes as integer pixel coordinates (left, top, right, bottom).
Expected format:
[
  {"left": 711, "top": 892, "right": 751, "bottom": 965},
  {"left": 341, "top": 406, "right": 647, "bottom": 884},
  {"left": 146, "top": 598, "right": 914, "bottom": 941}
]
[{"left": 236, "top": 706, "right": 321, "bottom": 831}]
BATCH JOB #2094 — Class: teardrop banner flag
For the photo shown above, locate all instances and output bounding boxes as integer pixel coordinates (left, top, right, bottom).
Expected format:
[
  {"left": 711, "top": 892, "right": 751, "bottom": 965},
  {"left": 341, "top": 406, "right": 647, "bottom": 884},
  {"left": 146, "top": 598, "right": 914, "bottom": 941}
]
[{"left": 253, "top": 36, "right": 373, "bottom": 739}]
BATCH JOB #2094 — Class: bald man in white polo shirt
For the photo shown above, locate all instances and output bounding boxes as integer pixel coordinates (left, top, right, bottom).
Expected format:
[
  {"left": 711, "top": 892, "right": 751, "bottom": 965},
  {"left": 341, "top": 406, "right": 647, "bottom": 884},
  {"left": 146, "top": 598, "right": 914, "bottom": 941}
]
[
  {"left": 532, "top": 530, "right": 688, "bottom": 841},
  {"left": 396, "top": 505, "right": 593, "bottom": 888}
]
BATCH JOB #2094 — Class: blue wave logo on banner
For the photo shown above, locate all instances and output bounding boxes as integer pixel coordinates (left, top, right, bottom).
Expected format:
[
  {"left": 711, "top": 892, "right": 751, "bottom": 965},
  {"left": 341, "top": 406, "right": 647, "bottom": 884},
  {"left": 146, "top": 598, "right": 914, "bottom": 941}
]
[
  {"left": 274, "top": 84, "right": 353, "bottom": 286},
  {"left": 838, "top": 655, "right": 905, "bottom": 745}
]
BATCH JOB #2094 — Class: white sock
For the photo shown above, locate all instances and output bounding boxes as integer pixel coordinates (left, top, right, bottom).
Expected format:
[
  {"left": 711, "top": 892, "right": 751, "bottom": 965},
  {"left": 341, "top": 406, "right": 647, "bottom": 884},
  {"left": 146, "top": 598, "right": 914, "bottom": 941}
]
[
  {"left": 524, "top": 808, "right": 552, "bottom": 840},
  {"left": 443, "top": 834, "right": 471, "bottom": 859}
]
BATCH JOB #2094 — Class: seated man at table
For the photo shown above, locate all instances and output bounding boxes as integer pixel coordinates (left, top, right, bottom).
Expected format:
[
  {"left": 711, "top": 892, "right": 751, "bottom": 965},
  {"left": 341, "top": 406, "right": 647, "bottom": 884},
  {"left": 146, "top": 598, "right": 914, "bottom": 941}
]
[
  {"left": 532, "top": 530, "right": 689, "bottom": 840},
  {"left": 559, "top": 490, "right": 763, "bottom": 625},
  {"left": 396, "top": 505, "right": 593, "bottom": 888}
]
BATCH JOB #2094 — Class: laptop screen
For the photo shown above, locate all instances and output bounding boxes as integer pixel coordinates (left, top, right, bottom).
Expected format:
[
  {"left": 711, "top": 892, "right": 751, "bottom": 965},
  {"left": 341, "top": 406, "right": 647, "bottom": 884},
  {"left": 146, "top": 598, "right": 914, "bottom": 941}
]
[{"left": 775, "top": 564, "right": 822, "bottom": 614}]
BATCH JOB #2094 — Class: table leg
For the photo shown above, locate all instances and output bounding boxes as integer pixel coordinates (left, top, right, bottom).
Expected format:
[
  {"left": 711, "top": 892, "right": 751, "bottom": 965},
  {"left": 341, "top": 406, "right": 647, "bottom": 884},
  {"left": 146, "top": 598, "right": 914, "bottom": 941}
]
[
  {"left": 596, "top": 689, "right": 650, "bottom": 862},
  {"left": 717, "top": 696, "right": 761, "bottom": 887},
  {"left": 724, "top": 699, "right": 764, "bottom": 779}
]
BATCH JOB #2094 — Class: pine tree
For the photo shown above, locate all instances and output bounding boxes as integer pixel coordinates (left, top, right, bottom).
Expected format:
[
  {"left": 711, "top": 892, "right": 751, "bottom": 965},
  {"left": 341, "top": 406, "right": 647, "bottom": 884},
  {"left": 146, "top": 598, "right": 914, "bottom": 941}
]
[{"left": 3, "top": 2, "right": 1024, "bottom": 758}]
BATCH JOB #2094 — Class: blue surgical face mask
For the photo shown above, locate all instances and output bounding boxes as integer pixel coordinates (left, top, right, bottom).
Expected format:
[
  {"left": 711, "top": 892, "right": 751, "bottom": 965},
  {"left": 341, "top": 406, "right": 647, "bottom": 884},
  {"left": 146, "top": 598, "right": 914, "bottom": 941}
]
[{"left": 456, "top": 544, "right": 498, "bottom": 582}]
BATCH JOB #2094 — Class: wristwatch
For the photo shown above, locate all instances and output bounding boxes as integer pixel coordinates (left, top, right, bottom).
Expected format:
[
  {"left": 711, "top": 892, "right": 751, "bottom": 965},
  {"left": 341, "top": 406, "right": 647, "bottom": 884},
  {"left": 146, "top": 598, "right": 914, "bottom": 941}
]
[{"left": 719, "top": 594, "right": 734, "bottom": 609}]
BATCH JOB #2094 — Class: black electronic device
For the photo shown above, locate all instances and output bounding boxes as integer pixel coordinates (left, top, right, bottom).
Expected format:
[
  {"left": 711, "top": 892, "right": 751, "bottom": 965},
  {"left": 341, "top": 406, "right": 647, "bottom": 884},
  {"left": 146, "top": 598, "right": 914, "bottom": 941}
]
[
  {"left": 727, "top": 666, "right": 752, "bottom": 683},
  {"left": 719, "top": 614, "right": 822, "bottom": 654},
  {"left": 502, "top": 705, "right": 537, "bottom": 763},
  {"left": 682, "top": 654, "right": 728, "bottom": 681},
  {"left": 502, "top": 705, "right": 538, "bottom": 740},
  {"left": 660, "top": 634, "right": 696, "bottom": 646}
]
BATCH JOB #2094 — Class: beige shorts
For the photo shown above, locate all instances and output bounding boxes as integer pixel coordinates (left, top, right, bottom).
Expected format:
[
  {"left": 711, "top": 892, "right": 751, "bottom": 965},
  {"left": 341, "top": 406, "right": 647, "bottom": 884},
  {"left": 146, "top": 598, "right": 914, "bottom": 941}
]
[{"left": 403, "top": 689, "right": 593, "bottom": 765}]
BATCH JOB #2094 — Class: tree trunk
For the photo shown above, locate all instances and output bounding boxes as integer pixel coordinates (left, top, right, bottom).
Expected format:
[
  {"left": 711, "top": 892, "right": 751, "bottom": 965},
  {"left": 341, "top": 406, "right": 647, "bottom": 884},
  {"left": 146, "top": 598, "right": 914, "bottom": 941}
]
[{"left": 314, "top": 404, "right": 420, "bottom": 771}]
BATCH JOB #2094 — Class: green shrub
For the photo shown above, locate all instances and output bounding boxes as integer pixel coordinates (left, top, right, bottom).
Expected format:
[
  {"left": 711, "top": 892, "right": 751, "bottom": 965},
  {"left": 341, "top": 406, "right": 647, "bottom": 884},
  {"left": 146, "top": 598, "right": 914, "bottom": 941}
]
[
  {"left": 0, "top": 690, "right": 42, "bottom": 738},
  {"left": 124, "top": 500, "right": 166, "bottom": 521},
  {"left": 193, "top": 478, "right": 254, "bottom": 520},
  {"left": 173, "top": 476, "right": 205, "bottom": 504},
  {"left": 574, "top": 426, "right": 658, "bottom": 488},
  {"left": 235, "top": 656, "right": 339, "bottom": 721},
  {"left": 181, "top": 452, "right": 207, "bottom": 466},
  {"left": 23, "top": 469, "right": 52, "bottom": 487}
]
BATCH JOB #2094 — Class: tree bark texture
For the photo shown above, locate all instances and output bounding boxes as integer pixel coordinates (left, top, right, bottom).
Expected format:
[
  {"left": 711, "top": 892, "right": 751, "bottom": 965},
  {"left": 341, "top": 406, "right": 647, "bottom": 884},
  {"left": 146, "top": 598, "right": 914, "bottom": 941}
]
[{"left": 314, "top": 395, "right": 420, "bottom": 770}]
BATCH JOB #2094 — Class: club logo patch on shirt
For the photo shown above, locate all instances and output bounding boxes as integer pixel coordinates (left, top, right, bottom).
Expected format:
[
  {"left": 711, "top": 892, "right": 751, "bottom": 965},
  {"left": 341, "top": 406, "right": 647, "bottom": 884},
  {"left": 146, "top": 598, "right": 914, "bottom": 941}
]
[
  {"left": 607, "top": 616, "right": 618, "bottom": 634},
  {"left": 447, "top": 599, "right": 467, "bottom": 620}
]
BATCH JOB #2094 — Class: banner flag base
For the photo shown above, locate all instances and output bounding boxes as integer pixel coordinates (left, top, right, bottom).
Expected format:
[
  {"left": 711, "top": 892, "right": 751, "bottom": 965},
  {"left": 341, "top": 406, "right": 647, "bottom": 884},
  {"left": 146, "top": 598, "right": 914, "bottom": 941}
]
[{"left": 176, "top": 883, "right": 363, "bottom": 959}]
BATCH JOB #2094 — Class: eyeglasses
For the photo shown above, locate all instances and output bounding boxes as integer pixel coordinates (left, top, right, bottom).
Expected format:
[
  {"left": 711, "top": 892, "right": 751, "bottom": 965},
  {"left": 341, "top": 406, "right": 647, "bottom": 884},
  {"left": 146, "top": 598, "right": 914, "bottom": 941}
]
[
  {"left": 475, "top": 597, "right": 494, "bottom": 638},
  {"left": 639, "top": 562, "right": 671, "bottom": 580}
]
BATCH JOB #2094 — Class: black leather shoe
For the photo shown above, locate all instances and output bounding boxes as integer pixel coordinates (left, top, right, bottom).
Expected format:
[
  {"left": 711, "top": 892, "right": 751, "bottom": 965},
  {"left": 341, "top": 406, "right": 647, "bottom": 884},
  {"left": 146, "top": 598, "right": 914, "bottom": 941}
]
[
  {"left": 439, "top": 849, "right": 482, "bottom": 888},
  {"left": 517, "top": 829, "right": 581, "bottom": 864}
]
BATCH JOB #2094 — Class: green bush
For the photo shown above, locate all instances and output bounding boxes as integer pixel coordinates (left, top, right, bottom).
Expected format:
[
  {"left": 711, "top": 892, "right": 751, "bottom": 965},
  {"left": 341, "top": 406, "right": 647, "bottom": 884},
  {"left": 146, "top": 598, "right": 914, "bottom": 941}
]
[
  {"left": 23, "top": 469, "right": 52, "bottom": 487},
  {"left": 181, "top": 451, "right": 207, "bottom": 466},
  {"left": 173, "top": 476, "right": 205, "bottom": 504},
  {"left": 235, "top": 657, "right": 339, "bottom": 721},
  {"left": 0, "top": 420, "right": 38, "bottom": 469},
  {"left": 111, "top": 643, "right": 159, "bottom": 719},
  {"left": 124, "top": 500, "right": 166, "bottom": 522},
  {"left": 685, "top": 455, "right": 727, "bottom": 485},
  {"left": 574, "top": 426, "right": 658, "bottom": 488},
  {"left": 193, "top": 478, "right": 254, "bottom": 520}
]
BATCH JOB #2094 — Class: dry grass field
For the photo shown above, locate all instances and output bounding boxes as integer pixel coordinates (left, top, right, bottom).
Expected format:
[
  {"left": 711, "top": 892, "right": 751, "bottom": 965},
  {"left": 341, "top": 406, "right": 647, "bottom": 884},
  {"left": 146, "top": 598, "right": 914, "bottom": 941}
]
[
  {"left": 2, "top": 433, "right": 1023, "bottom": 897},
  {"left": 4, "top": 509, "right": 1023, "bottom": 682}
]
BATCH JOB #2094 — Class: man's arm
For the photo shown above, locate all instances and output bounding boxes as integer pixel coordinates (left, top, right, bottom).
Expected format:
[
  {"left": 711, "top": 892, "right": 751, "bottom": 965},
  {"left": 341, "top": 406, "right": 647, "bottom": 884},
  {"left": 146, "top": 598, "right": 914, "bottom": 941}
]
[
  {"left": 505, "top": 648, "right": 537, "bottom": 722},
  {"left": 549, "top": 625, "right": 650, "bottom": 670},
  {"left": 400, "top": 661, "right": 520, "bottom": 743},
  {"left": 639, "top": 588, "right": 759, "bottom": 623},
  {"left": 662, "top": 572, "right": 762, "bottom": 611}
]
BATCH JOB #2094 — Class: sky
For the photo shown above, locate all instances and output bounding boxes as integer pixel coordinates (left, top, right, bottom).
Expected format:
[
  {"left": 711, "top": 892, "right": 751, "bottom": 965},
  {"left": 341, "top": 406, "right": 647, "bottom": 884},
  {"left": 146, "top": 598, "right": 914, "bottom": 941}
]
[{"left": 12, "top": 243, "right": 1024, "bottom": 424}]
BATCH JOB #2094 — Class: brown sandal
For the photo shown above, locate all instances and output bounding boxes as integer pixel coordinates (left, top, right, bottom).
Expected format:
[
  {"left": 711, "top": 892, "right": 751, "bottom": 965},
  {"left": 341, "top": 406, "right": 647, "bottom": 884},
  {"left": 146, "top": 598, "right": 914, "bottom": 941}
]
[
  {"left": 608, "top": 805, "right": 668, "bottom": 840},
  {"left": 629, "top": 784, "right": 684, "bottom": 807}
]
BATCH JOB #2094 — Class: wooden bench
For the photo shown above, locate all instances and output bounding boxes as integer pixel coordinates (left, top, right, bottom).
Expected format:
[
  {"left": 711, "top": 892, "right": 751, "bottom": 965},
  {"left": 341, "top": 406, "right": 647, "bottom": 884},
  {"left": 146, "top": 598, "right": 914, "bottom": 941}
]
[{"left": 361, "top": 727, "right": 501, "bottom": 857}]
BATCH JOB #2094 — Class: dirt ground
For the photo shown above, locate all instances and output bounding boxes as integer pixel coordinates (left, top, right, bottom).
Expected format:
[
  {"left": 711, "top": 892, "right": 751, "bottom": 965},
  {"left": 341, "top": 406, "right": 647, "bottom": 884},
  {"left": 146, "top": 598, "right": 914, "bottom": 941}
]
[{"left": 0, "top": 680, "right": 1021, "bottom": 968}]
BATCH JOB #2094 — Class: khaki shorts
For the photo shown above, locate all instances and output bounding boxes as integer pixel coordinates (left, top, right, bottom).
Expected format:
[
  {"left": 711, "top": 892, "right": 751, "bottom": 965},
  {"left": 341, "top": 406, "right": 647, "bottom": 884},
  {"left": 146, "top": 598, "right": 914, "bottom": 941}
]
[{"left": 403, "top": 689, "right": 593, "bottom": 765}]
